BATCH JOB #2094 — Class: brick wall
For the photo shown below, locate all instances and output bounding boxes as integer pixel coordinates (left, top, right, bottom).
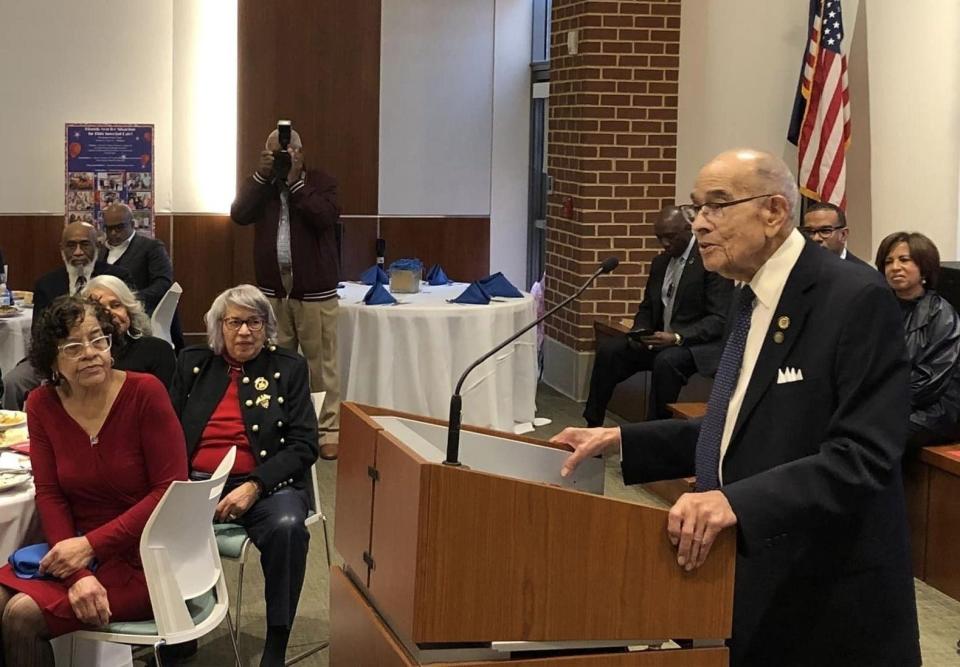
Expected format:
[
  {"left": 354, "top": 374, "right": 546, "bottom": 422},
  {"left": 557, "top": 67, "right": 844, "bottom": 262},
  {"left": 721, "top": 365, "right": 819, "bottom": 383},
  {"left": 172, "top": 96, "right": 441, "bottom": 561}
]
[{"left": 545, "top": 0, "right": 681, "bottom": 352}]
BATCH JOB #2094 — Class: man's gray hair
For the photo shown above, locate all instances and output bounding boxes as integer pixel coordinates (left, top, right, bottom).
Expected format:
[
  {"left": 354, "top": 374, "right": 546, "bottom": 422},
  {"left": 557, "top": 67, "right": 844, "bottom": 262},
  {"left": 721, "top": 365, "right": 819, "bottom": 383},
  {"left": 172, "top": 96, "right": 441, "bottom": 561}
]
[
  {"left": 204, "top": 284, "right": 278, "bottom": 355},
  {"left": 82, "top": 274, "right": 152, "bottom": 337}
]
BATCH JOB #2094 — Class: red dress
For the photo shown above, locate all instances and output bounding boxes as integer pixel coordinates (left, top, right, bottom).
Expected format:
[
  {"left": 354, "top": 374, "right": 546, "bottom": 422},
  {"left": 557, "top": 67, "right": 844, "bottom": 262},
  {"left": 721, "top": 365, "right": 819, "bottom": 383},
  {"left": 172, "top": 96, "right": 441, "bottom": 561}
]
[{"left": 0, "top": 372, "right": 188, "bottom": 636}]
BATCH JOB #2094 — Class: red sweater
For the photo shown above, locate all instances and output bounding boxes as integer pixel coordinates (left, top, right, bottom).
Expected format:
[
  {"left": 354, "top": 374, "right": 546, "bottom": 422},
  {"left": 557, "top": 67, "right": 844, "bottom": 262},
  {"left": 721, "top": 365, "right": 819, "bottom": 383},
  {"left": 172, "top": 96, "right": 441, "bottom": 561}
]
[{"left": 191, "top": 364, "right": 256, "bottom": 475}]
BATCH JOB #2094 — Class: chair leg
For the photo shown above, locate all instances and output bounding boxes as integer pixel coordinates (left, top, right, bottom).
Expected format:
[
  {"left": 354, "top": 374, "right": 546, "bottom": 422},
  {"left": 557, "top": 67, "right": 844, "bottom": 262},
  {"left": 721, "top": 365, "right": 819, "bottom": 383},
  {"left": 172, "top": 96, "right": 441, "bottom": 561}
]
[
  {"left": 234, "top": 558, "right": 246, "bottom": 643},
  {"left": 225, "top": 610, "right": 243, "bottom": 667},
  {"left": 152, "top": 640, "right": 166, "bottom": 667},
  {"left": 284, "top": 640, "right": 330, "bottom": 666},
  {"left": 322, "top": 516, "right": 332, "bottom": 569}
]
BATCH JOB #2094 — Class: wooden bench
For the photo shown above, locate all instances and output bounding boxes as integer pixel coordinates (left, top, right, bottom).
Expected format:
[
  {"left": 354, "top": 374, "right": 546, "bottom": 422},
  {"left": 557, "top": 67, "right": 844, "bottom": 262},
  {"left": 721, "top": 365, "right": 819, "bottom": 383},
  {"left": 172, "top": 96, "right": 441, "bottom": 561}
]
[{"left": 905, "top": 443, "right": 960, "bottom": 601}]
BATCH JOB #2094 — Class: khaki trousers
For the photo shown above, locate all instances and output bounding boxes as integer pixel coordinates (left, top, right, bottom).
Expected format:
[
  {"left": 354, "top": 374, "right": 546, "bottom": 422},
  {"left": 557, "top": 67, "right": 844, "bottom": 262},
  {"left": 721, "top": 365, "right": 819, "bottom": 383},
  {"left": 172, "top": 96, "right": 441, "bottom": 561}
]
[{"left": 268, "top": 272, "right": 340, "bottom": 442}]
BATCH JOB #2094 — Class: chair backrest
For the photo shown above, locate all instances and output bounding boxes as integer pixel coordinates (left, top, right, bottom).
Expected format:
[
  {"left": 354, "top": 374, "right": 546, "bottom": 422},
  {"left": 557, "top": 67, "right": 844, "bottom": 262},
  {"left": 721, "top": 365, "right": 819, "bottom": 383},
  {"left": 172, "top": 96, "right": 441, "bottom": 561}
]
[
  {"left": 139, "top": 447, "right": 235, "bottom": 633},
  {"left": 150, "top": 282, "right": 183, "bottom": 347}
]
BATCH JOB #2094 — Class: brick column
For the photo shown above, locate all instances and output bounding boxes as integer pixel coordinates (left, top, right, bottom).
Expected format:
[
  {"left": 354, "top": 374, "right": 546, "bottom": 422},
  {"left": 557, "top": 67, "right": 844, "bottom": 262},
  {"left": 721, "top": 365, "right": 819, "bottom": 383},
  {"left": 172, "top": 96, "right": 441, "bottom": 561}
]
[{"left": 543, "top": 0, "right": 681, "bottom": 399}]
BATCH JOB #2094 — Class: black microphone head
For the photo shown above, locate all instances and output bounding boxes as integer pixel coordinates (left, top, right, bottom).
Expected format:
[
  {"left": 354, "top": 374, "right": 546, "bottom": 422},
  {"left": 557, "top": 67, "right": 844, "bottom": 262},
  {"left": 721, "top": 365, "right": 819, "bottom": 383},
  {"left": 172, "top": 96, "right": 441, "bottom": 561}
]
[{"left": 600, "top": 257, "right": 619, "bottom": 274}]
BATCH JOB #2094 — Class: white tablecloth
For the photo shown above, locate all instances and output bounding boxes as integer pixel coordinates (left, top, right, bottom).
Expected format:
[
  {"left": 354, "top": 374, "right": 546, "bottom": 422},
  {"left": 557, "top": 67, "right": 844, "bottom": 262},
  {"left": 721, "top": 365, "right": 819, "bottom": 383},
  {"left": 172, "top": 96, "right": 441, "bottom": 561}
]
[
  {"left": 337, "top": 282, "right": 538, "bottom": 431},
  {"left": 0, "top": 452, "right": 37, "bottom": 562},
  {"left": 0, "top": 308, "right": 33, "bottom": 375}
]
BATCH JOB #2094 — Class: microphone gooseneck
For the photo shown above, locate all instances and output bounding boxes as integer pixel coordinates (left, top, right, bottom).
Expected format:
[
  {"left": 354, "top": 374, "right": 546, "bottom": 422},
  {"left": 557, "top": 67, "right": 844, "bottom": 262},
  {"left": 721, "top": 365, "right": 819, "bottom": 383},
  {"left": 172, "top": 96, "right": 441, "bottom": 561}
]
[{"left": 443, "top": 257, "right": 620, "bottom": 466}]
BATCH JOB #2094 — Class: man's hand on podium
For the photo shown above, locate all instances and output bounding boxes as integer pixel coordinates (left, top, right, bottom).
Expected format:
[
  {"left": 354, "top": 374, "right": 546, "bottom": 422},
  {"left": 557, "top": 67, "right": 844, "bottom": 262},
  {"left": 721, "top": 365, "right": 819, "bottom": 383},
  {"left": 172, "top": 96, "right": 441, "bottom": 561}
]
[
  {"left": 668, "top": 491, "right": 737, "bottom": 571},
  {"left": 552, "top": 426, "right": 621, "bottom": 478}
]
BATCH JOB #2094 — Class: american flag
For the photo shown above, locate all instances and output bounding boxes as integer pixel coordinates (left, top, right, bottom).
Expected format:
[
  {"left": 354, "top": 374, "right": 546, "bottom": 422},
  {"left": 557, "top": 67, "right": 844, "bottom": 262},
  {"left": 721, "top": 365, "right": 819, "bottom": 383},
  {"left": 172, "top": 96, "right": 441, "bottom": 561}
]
[{"left": 787, "top": 0, "right": 850, "bottom": 209}]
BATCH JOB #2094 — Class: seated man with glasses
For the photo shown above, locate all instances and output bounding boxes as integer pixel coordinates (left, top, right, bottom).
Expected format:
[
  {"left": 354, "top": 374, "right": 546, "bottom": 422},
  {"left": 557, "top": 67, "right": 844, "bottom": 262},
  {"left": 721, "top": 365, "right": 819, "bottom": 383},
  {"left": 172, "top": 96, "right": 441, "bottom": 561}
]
[
  {"left": 170, "top": 284, "right": 318, "bottom": 666},
  {"left": 3, "top": 222, "right": 131, "bottom": 410},
  {"left": 798, "top": 201, "right": 873, "bottom": 269},
  {"left": 584, "top": 205, "right": 733, "bottom": 424}
]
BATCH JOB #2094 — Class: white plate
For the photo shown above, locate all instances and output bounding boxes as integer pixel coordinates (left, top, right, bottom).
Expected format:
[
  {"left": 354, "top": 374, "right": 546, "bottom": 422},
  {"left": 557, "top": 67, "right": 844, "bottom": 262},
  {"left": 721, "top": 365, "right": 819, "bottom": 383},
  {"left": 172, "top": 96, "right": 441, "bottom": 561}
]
[
  {"left": 0, "top": 471, "right": 31, "bottom": 492},
  {"left": 0, "top": 411, "right": 26, "bottom": 431}
]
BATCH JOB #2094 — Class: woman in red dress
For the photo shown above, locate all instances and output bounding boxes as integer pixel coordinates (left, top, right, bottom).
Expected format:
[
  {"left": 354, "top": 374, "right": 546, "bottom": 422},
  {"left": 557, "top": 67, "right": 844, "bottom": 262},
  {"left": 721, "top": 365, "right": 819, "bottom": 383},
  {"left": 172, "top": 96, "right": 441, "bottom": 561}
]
[{"left": 0, "top": 296, "right": 187, "bottom": 665}]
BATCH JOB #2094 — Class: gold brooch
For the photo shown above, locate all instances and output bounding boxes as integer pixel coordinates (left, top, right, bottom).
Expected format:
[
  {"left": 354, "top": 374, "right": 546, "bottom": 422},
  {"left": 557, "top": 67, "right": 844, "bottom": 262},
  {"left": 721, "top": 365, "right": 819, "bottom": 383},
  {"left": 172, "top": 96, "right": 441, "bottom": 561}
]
[{"left": 254, "top": 377, "right": 269, "bottom": 391}]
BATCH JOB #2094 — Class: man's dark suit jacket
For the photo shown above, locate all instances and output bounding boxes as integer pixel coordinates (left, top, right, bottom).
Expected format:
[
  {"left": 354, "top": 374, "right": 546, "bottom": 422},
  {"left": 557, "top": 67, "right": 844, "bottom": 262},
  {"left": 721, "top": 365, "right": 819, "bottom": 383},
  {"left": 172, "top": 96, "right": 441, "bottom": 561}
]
[
  {"left": 97, "top": 233, "right": 173, "bottom": 313},
  {"left": 620, "top": 241, "right": 919, "bottom": 667},
  {"left": 633, "top": 243, "right": 734, "bottom": 376},
  {"left": 33, "top": 261, "right": 132, "bottom": 327},
  {"left": 844, "top": 249, "right": 872, "bottom": 270}
]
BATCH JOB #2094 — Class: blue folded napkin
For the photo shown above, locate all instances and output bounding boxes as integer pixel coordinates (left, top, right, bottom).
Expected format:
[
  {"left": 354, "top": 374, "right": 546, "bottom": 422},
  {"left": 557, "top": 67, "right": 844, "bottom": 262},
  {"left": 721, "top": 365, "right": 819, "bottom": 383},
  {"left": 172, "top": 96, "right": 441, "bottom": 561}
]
[
  {"left": 426, "top": 264, "right": 451, "bottom": 286},
  {"left": 363, "top": 282, "right": 398, "bottom": 306},
  {"left": 479, "top": 272, "right": 523, "bottom": 298},
  {"left": 449, "top": 282, "right": 491, "bottom": 305},
  {"left": 360, "top": 265, "right": 389, "bottom": 285},
  {"left": 9, "top": 543, "right": 52, "bottom": 580}
]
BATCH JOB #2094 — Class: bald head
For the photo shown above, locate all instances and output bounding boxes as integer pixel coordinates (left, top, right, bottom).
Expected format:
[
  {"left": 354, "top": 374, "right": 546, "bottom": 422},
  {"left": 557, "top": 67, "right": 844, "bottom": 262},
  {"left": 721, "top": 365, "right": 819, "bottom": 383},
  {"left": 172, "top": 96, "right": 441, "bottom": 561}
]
[
  {"left": 691, "top": 148, "right": 799, "bottom": 282},
  {"left": 265, "top": 128, "right": 303, "bottom": 152},
  {"left": 102, "top": 203, "right": 135, "bottom": 247},
  {"left": 61, "top": 222, "right": 98, "bottom": 268},
  {"left": 654, "top": 205, "right": 693, "bottom": 257}
]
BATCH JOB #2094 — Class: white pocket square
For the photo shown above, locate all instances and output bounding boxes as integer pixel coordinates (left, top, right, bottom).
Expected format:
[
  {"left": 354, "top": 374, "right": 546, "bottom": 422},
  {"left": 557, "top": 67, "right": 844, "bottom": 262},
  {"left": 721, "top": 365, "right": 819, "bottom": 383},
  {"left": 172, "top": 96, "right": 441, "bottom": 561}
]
[{"left": 777, "top": 367, "right": 804, "bottom": 384}]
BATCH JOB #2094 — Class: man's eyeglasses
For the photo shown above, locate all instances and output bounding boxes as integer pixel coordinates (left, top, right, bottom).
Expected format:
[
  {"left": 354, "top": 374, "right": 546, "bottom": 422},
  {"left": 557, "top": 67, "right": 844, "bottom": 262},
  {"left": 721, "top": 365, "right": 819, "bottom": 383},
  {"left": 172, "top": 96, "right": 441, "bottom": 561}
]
[
  {"left": 679, "top": 193, "right": 776, "bottom": 222},
  {"left": 58, "top": 335, "right": 112, "bottom": 359},
  {"left": 222, "top": 317, "right": 265, "bottom": 332},
  {"left": 799, "top": 225, "right": 846, "bottom": 239},
  {"left": 63, "top": 240, "right": 94, "bottom": 251}
]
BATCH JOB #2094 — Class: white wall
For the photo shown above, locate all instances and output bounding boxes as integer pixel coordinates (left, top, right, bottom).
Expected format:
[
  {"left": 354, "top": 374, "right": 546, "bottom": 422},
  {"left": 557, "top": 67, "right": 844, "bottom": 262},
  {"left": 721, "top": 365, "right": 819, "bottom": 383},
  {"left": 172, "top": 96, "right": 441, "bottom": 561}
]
[
  {"left": 0, "top": 0, "right": 237, "bottom": 215},
  {"left": 865, "top": 0, "right": 960, "bottom": 260},
  {"left": 379, "top": 0, "right": 531, "bottom": 287}
]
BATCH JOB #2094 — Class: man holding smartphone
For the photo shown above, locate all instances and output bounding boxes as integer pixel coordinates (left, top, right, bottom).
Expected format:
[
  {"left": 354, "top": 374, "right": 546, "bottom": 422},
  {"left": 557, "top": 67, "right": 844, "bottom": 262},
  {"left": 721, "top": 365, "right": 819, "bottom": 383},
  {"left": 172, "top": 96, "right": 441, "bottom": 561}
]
[
  {"left": 231, "top": 122, "right": 342, "bottom": 460},
  {"left": 583, "top": 206, "right": 733, "bottom": 424}
]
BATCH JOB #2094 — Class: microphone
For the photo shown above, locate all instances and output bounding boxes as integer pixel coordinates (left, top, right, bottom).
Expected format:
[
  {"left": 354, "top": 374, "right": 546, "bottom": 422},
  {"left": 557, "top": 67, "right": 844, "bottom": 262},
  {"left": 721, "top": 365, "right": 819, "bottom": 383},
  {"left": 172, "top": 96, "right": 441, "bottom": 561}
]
[{"left": 444, "top": 257, "right": 620, "bottom": 466}]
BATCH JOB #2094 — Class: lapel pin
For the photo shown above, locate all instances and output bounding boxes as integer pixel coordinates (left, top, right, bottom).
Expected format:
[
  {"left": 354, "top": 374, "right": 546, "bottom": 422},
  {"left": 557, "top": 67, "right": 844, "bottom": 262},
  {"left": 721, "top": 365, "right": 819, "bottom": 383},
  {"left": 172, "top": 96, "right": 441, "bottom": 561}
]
[
  {"left": 254, "top": 377, "right": 269, "bottom": 391},
  {"left": 773, "top": 331, "right": 785, "bottom": 344},
  {"left": 777, "top": 315, "right": 790, "bottom": 330},
  {"left": 255, "top": 393, "right": 271, "bottom": 409}
]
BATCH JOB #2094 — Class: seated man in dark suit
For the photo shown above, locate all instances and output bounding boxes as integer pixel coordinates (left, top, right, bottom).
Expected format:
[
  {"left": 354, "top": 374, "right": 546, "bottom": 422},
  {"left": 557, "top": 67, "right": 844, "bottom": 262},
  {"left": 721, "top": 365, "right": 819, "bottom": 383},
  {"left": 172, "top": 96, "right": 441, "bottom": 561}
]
[
  {"left": 98, "top": 203, "right": 172, "bottom": 313},
  {"left": 2, "top": 222, "right": 131, "bottom": 409},
  {"left": 98, "top": 203, "right": 184, "bottom": 350},
  {"left": 799, "top": 200, "right": 872, "bottom": 268},
  {"left": 583, "top": 206, "right": 733, "bottom": 424}
]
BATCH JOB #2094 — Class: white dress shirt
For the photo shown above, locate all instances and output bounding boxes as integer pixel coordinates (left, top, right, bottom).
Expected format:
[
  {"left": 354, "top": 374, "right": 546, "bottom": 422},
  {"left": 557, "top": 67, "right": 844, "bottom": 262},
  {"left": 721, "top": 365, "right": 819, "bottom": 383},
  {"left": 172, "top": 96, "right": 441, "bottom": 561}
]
[
  {"left": 718, "top": 228, "right": 805, "bottom": 481},
  {"left": 106, "top": 230, "right": 136, "bottom": 264}
]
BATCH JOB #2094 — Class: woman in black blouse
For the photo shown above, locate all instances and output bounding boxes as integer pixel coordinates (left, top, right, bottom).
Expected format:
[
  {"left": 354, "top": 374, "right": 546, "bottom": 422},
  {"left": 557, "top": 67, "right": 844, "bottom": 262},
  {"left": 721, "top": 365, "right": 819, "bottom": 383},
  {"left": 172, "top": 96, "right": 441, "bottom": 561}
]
[
  {"left": 876, "top": 231, "right": 960, "bottom": 448},
  {"left": 82, "top": 275, "right": 176, "bottom": 388}
]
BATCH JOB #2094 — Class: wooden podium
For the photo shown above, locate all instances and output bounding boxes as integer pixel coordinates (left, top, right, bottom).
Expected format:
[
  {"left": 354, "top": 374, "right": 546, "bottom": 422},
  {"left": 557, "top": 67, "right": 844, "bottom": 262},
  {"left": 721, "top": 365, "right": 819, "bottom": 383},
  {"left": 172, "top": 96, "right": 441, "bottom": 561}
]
[{"left": 331, "top": 403, "right": 735, "bottom": 666}]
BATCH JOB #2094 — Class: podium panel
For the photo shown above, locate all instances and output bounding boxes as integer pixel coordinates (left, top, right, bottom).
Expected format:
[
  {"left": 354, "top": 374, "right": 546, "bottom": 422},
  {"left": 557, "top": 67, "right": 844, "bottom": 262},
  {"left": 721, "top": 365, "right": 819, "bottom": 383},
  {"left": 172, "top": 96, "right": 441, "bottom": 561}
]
[
  {"left": 332, "top": 566, "right": 729, "bottom": 667},
  {"left": 334, "top": 403, "right": 735, "bottom": 665}
]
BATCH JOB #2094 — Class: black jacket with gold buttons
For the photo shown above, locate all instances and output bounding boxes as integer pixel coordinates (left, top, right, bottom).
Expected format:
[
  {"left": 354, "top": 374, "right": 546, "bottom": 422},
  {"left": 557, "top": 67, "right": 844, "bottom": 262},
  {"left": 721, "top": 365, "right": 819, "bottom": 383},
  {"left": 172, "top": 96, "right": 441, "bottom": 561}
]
[{"left": 169, "top": 344, "right": 319, "bottom": 495}]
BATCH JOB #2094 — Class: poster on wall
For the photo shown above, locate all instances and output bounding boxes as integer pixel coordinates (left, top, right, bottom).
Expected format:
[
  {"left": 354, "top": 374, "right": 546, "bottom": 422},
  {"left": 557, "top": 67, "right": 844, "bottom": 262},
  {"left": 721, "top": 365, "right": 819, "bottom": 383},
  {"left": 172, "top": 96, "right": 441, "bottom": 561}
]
[{"left": 65, "top": 123, "right": 155, "bottom": 237}]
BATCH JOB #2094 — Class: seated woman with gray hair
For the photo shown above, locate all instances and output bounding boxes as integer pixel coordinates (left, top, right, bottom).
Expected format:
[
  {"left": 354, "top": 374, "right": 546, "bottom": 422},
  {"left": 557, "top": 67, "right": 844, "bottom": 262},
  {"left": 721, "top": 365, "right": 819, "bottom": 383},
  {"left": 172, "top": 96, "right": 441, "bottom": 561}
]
[
  {"left": 169, "top": 284, "right": 317, "bottom": 667},
  {"left": 82, "top": 275, "right": 175, "bottom": 388}
]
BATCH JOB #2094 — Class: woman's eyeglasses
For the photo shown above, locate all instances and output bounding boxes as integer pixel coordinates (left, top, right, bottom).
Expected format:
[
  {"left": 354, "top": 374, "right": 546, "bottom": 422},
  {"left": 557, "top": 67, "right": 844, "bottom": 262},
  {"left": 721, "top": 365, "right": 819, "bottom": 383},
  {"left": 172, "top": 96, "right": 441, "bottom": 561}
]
[
  {"left": 58, "top": 335, "right": 112, "bottom": 359},
  {"left": 222, "top": 317, "right": 265, "bottom": 332}
]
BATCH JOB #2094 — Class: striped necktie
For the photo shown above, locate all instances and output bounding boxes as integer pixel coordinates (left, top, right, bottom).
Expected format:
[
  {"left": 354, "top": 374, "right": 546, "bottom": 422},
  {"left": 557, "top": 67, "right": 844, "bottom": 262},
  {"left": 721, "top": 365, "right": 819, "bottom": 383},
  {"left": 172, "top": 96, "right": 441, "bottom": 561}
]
[
  {"left": 74, "top": 275, "right": 87, "bottom": 295},
  {"left": 694, "top": 285, "right": 755, "bottom": 491}
]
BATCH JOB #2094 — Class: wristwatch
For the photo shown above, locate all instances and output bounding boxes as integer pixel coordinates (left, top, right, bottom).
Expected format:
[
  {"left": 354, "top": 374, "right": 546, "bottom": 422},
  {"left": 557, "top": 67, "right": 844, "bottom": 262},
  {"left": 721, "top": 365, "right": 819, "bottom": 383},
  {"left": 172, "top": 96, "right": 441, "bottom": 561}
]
[{"left": 674, "top": 332, "right": 683, "bottom": 346}]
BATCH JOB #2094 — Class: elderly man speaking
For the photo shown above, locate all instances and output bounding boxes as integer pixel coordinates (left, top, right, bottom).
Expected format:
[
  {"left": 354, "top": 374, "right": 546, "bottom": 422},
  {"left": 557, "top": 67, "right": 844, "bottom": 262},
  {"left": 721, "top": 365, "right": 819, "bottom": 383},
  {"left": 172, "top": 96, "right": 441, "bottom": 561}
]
[{"left": 554, "top": 149, "right": 920, "bottom": 667}]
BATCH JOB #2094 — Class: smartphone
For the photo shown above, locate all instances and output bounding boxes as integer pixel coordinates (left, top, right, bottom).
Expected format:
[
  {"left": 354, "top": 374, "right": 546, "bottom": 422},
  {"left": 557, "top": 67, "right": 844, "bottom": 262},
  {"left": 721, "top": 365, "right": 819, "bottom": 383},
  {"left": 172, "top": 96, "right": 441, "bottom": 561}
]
[{"left": 626, "top": 327, "right": 655, "bottom": 341}]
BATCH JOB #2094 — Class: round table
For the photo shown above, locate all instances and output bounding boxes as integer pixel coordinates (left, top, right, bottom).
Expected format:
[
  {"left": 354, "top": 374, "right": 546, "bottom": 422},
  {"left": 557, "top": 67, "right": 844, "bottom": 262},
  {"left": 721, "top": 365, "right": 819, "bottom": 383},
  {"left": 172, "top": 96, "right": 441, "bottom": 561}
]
[
  {"left": 0, "top": 308, "right": 33, "bottom": 376},
  {"left": 337, "top": 282, "right": 538, "bottom": 431},
  {"left": 0, "top": 451, "right": 37, "bottom": 562}
]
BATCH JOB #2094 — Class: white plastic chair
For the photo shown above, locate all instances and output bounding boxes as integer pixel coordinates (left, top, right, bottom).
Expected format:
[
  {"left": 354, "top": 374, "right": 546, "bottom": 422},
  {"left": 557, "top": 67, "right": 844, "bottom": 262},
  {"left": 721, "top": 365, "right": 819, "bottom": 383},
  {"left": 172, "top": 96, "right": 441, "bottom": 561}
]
[
  {"left": 70, "top": 447, "right": 242, "bottom": 666},
  {"left": 150, "top": 282, "right": 182, "bottom": 348},
  {"left": 215, "top": 391, "right": 331, "bottom": 665}
]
